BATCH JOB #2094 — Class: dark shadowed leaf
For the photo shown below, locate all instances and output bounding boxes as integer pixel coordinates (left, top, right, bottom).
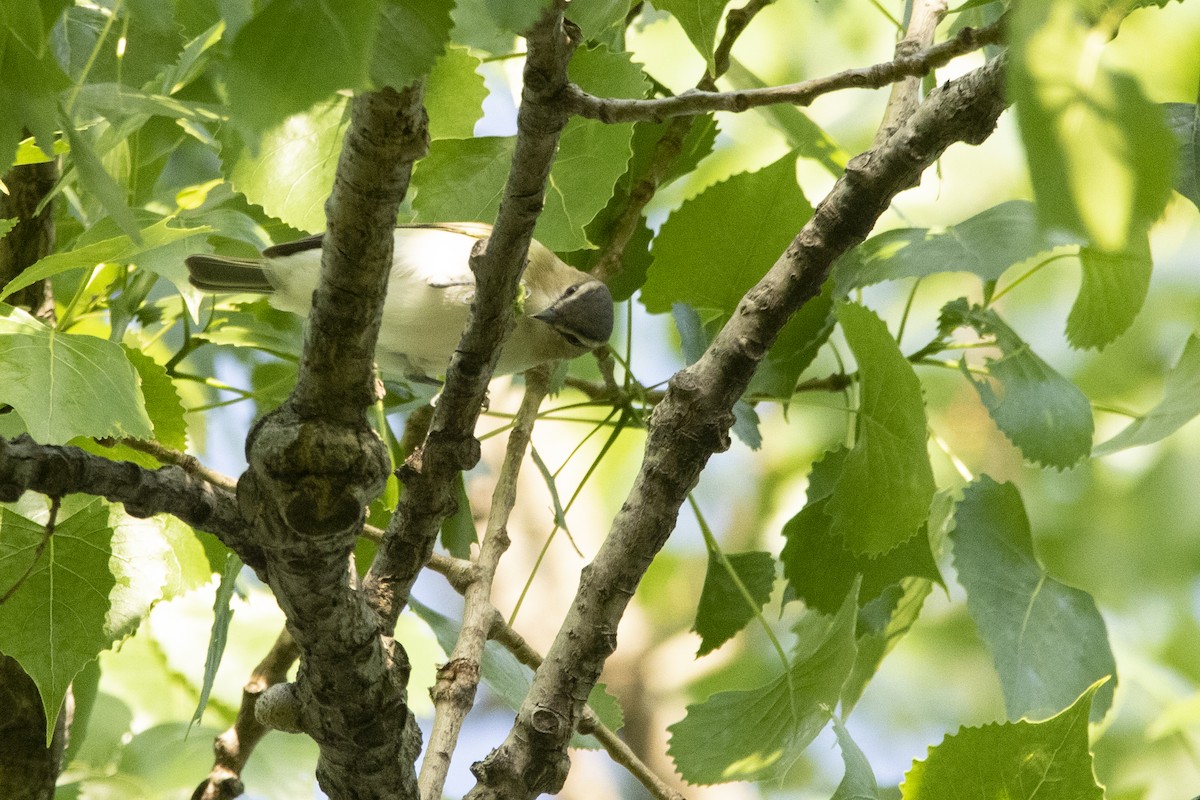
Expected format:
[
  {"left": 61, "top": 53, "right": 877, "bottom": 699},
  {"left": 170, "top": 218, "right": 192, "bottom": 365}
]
[{"left": 693, "top": 550, "right": 776, "bottom": 656}]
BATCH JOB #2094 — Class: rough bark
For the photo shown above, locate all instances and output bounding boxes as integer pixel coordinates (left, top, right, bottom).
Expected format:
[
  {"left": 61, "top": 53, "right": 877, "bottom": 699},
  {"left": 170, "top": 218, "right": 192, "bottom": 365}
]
[
  {"left": 467, "top": 55, "right": 1011, "bottom": 800},
  {"left": 236, "top": 84, "right": 429, "bottom": 800}
]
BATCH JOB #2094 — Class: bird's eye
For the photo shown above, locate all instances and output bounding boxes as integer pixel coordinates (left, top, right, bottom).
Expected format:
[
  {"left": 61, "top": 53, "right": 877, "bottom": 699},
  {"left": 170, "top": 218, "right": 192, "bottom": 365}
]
[
  {"left": 564, "top": 285, "right": 579, "bottom": 297},
  {"left": 563, "top": 333, "right": 585, "bottom": 348}
]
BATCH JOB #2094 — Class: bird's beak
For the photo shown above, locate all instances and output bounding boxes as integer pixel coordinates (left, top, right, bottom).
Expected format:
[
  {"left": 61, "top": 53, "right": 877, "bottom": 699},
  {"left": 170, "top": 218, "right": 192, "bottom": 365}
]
[{"left": 532, "top": 307, "right": 558, "bottom": 324}]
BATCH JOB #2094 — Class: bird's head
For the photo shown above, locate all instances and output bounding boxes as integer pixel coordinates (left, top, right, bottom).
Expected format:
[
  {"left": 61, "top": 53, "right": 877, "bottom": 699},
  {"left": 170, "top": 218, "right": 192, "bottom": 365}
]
[{"left": 524, "top": 242, "right": 614, "bottom": 356}]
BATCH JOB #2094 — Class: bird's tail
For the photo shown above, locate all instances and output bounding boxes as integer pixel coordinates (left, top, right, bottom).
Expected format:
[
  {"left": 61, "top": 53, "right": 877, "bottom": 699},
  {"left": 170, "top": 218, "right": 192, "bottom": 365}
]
[{"left": 185, "top": 255, "right": 275, "bottom": 293}]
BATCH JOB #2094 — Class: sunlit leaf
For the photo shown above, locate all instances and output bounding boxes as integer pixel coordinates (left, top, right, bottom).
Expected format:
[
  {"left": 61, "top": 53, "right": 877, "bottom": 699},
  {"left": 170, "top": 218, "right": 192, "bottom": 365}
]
[
  {"left": 1010, "top": 0, "right": 1175, "bottom": 253},
  {"left": 827, "top": 303, "right": 935, "bottom": 555},
  {"left": 0, "top": 306, "right": 152, "bottom": 444},
  {"left": 62, "top": 118, "right": 143, "bottom": 242},
  {"left": 122, "top": 346, "right": 187, "bottom": 451},
  {"left": 953, "top": 477, "right": 1116, "bottom": 722},
  {"left": 566, "top": 0, "right": 631, "bottom": 41},
  {"left": 939, "top": 299, "right": 1093, "bottom": 469},
  {"left": 226, "top": 96, "right": 350, "bottom": 234},
  {"left": 655, "top": 0, "right": 728, "bottom": 74},
  {"left": 0, "top": 499, "right": 174, "bottom": 744},
  {"left": 413, "top": 46, "right": 644, "bottom": 250},
  {"left": 642, "top": 150, "right": 811, "bottom": 314},
  {"left": 900, "top": 681, "right": 1107, "bottom": 800},
  {"left": 669, "top": 585, "right": 857, "bottom": 784},
  {"left": 0, "top": 217, "right": 211, "bottom": 304},
  {"left": 1094, "top": 334, "right": 1200, "bottom": 455},
  {"left": 223, "top": 0, "right": 375, "bottom": 134},
  {"left": 693, "top": 550, "right": 775, "bottom": 656},
  {"left": 831, "top": 716, "right": 879, "bottom": 800},
  {"left": 425, "top": 46, "right": 487, "bottom": 140}
]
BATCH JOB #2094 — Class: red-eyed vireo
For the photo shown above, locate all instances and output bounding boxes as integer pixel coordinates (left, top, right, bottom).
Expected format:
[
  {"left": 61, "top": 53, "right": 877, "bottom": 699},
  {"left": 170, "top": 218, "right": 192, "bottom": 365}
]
[{"left": 186, "top": 222, "right": 614, "bottom": 382}]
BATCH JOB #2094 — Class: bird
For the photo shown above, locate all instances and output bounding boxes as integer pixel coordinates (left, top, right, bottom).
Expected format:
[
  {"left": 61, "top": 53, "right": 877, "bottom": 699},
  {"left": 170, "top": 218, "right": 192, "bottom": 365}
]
[{"left": 185, "top": 222, "right": 614, "bottom": 382}]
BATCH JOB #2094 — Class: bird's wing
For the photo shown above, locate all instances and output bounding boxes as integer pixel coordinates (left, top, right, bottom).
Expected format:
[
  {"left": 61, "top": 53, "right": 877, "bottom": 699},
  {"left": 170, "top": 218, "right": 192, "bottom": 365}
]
[{"left": 397, "top": 221, "right": 493, "bottom": 240}]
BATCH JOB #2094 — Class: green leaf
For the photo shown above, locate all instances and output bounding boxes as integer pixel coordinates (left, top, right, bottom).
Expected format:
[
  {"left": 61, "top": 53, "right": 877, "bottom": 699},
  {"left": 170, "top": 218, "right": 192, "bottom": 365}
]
[
  {"left": 414, "top": 47, "right": 644, "bottom": 250},
  {"left": 369, "top": 0, "right": 454, "bottom": 91},
  {"left": 1065, "top": 239, "right": 1152, "bottom": 350},
  {"left": 408, "top": 598, "right": 623, "bottom": 749},
  {"left": 781, "top": 447, "right": 942, "bottom": 614},
  {"left": 655, "top": 0, "right": 728, "bottom": 74},
  {"left": 1163, "top": 102, "right": 1200, "bottom": 211},
  {"left": 642, "top": 150, "right": 811, "bottom": 314},
  {"left": 0, "top": 28, "right": 70, "bottom": 168},
  {"left": 425, "top": 46, "right": 487, "bottom": 140},
  {"left": 1010, "top": 0, "right": 1176, "bottom": 253},
  {"left": 483, "top": 0, "right": 552, "bottom": 34},
  {"left": 191, "top": 554, "right": 241, "bottom": 729},
  {"left": 899, "top": 681, "right": 1107, "bottom": 800},
  {"left": 833, "top": 201, "right": 1068, "bottom": 295},
  {"left": 122, "top": 347, "right": 187, "bottom": 450},
  {"left": 693, "top": 550, "right": 775, "bottom": 656},
  {"left": 827, "top": 303, "right": 935, "bottom": 555},
  {"left": 952, "top": 477, "right": 1116, "bottom": 722},
  {"left": 226, "top": 96, "right": 350, "bottom": 234},
  {"left": 831, "top": 716, "right": 879, "bottom": 800},
  {"left": 193, "top": 299, "right": 304, "bottom": 358},
  {"left": 1094, "top": 334, "right": 1200, "bottom": 454},
  {"left": 223, "top": 0, "right": 376, "bottom": 134},
  {"left": 842, "top": 577, "right": 935, "bottom": 715},
  {"left": 938, "top": 300, "right": 1094, "bottom": 469},
  {"left": 668, "top": 585, "right": 858, "bottom": 784},
  {"left": 0, "top": 499, "right": 175, "bottom": 744},
  {"left": 0, "top": 306, "right": 152, "bottom": 444},
  {"left": 0, "top": 218, "right": 15, "bottom": 240},
  {"left": 566, "top": 0, "right": 631, "bottom": 41},
  {"left": 0, "top": 217, "right": 211, "bottom": 304},
  {"left": 62, "top": 118, "right": 143, "bottom": 242}
]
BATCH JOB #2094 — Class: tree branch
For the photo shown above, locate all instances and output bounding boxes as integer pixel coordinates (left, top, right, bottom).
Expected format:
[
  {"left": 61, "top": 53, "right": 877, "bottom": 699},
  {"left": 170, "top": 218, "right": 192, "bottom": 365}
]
[
  {"left": 236, "top": 84, "right": 430, "bottom": 800},
  {"left": 873, "top": 0, "right": 950, "bottom": 145},
  {"left": 567, "top": 16, "right": 1002, "bottom": 125},
  {"left": 362, "top": 6, "right": 578, "bottom": 631},
  {"left": 0, "top": 435, "right": 260, "bottom": 567},
  {"left": 191, "top": 629, "right": 300, "bottom": 800},
  {"left": 418, "top": 365, "right": 550, "bottom": 800},
  {"left": 468, "top": 55, "right": 1010, "bottom": 800}
]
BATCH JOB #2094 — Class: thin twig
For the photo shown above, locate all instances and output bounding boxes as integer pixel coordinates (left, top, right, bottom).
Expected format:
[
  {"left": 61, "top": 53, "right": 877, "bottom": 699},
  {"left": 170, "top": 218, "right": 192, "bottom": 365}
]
[
  {"left": 873, "top": 0, "right": 950, "bottom": 145},
  {"left": 418, "top": 366, "right": 551, "bottom": 800},
  {"left": 568, "top": 15, "right": 1002, "bottom": 125},
  {"left": 191, "top": 628, "right": 300, "bottom": 800},
  {"left": 116, "top": 438, "right": 238, "bottom": 491}
]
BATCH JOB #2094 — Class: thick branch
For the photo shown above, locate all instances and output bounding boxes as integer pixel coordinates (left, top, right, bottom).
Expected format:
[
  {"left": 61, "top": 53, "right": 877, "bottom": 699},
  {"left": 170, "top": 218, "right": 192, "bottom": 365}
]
[
  {"left": 468, "top": 55, "right": 1010, "bottom": 800},
  {"left": 0, "top": 435, "right": 259, "bottom": 565},
  {"left": 238, "top": 85, "right": 429, "bottom": 800},
  {"left": 567, "top": 17, "right": 1001, "bottom": 124},
  {"left": 362, "top": 7, "right": 578, "bottom": 630}
]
